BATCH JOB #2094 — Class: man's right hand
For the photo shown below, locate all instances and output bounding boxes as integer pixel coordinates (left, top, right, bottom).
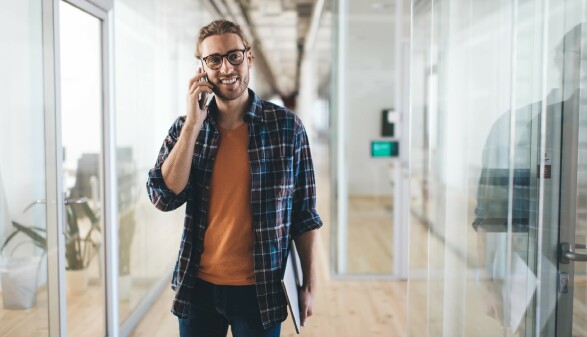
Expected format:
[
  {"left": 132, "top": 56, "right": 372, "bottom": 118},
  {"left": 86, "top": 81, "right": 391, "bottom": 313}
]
[
  {"left": 162, "top": 69, "right": 212, "bottom": 195},
  {"left": 186, "top": 68, "right": 213, "bottom": 129}
]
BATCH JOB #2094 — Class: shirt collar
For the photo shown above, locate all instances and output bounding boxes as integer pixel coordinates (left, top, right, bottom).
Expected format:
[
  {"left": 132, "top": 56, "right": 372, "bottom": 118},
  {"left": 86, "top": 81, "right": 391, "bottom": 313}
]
[
  {"left": 245, "top": 89, "right": 264, "bottom": 124},
  {"left": 206, "top": 88, "right": 264, "bottom": 125}
]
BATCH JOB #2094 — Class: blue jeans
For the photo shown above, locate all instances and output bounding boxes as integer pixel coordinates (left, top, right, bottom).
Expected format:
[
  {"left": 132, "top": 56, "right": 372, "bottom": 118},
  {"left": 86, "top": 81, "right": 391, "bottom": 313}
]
[{"left": 178, "top": 278, "right": 281, "bottom": 337}]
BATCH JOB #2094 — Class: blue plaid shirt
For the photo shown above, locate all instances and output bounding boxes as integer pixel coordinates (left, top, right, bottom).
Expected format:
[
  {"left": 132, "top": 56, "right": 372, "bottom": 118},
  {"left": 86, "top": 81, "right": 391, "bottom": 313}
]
[{"left": 146, "top": 89, "right": 322, "bottom": 328}]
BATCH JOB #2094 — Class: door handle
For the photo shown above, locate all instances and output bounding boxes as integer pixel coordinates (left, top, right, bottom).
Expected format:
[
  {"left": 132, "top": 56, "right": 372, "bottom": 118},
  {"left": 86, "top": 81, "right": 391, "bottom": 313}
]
[
  {"left": 64, "top": 197, "right": 90, "bottom": 205},
  {"left": 560, "top": 243, "right": 587, "bottom": 264},
  {"left": 22, "top": 199, "right": 47, "bottom": 213}
]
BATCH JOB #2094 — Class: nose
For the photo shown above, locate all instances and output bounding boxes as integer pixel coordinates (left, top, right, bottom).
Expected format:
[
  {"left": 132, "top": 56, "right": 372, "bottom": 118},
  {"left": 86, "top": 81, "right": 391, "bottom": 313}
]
[{"left": 219, "top": 56, "right": 235, "bottom": 73}]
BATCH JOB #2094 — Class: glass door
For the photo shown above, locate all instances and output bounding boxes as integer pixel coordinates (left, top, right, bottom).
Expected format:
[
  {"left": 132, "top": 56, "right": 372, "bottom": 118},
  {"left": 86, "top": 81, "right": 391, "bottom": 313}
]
[
  {"left": 407, "top": 0, "right": 587, "bottom": 335},
  {"left": 55, "top": 0, "right": 116, "bottom": 335},
  {"left": 476, "top": 0, "right": 587, "bottom": 335},
  {"left": 0, "top": 1, "right": 114, "bottom": 336},
  {"left": 59, "top": 1, "right": 106, "bottom": 336},
  {"left": 556, "top": 4, "right": 587, "bottom": 336}
]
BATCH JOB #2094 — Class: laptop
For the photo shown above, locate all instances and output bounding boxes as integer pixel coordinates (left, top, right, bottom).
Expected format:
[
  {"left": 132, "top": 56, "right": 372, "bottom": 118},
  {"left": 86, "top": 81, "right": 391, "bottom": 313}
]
[{"left": 281, "top": 242, "right": 303, "bottom": 334}]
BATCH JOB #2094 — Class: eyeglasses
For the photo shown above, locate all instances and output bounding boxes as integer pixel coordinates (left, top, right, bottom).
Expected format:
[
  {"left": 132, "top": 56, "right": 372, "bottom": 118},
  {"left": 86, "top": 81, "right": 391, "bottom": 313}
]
[{"left": 200, "top": 47, "right": 250, "bottom": 70}]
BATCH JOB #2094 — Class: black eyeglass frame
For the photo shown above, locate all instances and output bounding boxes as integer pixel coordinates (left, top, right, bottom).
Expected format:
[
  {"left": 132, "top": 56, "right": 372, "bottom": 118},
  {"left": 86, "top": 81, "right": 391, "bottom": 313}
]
[{"left": 199, "top": 47, "right": 251, "bottom": 70}]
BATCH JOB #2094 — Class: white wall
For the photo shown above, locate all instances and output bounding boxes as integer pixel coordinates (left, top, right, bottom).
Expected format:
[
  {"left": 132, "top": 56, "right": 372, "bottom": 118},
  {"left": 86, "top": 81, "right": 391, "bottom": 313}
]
[
  {"left": 296, "top": 8, "right": 331, "bottom": 141},
  {"left": 298, "top": 52, "right": 319, "bottom": 136},
  {"left": 345, "top": 15, "right": 398, "bottom": 196},
  {"left": 0, "top": 0, "right": 46, "bottom": 253}
]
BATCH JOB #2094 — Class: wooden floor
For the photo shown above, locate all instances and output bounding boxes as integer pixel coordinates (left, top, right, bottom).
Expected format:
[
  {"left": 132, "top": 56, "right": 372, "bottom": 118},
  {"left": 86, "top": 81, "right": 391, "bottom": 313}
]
[
  {"left": 128, "top": 258, "right": 406, "bottom": 337},
  {"left": 347, "top": 195, "right": 393, "bottom": 274},
  {"left": 0, "top": 289, "right": 49, "bottom": 337}
]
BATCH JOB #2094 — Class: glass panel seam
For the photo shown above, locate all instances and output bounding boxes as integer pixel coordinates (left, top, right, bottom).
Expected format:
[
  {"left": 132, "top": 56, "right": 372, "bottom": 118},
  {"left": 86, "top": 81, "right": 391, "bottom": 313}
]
[
  {"left": 504, "top": 1, "right": 520, "bottom": 335},
  {"left": 536, "top": 0, "right": 551, "bottom": 333},
  {"left": 426, "top": 1, "right": 435, "bottom": 337},
  {"left": 336, "top": 0, "right": 348, "bottom": 274}
]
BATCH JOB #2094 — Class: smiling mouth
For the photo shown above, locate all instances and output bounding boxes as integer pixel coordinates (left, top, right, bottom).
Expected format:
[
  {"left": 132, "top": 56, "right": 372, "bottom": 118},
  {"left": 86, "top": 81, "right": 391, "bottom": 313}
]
[{"left": 220, "top": 77, "right": 238, "bottom": 85}]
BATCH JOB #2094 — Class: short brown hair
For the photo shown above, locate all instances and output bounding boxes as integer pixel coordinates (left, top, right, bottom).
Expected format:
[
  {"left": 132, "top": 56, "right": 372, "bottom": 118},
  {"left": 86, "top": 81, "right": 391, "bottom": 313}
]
[{"left": 195, "top": 19, "right": 251, "bottom": 57}]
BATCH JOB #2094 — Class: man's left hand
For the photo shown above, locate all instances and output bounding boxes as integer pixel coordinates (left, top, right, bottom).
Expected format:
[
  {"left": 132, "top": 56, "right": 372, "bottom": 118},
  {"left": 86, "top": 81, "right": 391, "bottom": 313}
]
[{"left": 299, "top": 285, "right": 314, "bottom": 327}]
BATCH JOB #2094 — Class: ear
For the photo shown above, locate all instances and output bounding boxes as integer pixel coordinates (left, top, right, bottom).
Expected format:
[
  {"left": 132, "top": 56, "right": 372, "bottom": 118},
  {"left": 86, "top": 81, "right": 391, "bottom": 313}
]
[{"left": 247, "top": 50, "right": 254, "bottom": 68}]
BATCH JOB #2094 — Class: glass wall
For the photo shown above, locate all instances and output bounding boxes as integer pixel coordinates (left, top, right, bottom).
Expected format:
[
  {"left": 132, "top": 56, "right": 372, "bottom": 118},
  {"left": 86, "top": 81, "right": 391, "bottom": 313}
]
[
  {"left": 333, "top": 0, "right": 411, "bottom": 276},
  {"left": 409, "top": 0, "right": 587, "bottom": 335},
  {"left": 0, "top": 0, "right": 49, "bottom": 335},
  {"left": 60, "top": 2, "right": 106, "bottom": 336},
  {"left": 114, "top": 0, "right": 213, "bottom": 324}
]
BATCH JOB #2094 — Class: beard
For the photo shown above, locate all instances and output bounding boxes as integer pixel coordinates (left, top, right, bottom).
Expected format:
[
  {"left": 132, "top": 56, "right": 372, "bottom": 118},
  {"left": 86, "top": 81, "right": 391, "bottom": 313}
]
[{"left": 211, "top": 70, "right": 250, "bottom": 101}]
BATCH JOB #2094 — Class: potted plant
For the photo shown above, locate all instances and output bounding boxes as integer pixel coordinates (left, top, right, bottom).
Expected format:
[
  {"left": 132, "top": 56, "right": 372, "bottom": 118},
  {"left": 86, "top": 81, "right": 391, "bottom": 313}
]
[
  {"left": 0, "top": 220, "right": 46, "bottom": 309},
  {"left": 63, "top": 198, "right": 101, "bottom": 294},
  {"left": 1, "top": 198, "right": 101, "bottom": 298}
]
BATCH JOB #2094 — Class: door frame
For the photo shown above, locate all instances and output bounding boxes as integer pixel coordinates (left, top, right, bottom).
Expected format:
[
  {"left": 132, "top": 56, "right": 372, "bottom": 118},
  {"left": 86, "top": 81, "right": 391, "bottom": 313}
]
[
  {"left": 556, "top": 12, "right": 586, "bottom": 336},
  {"left": 557, "top": 69, "right": 579, "bottom": 337},
  {"left": 332, "top": 0, "right": 411, "bottom": 280},
  {"left": 43, "top": 0, "right": 116, "bottom": 335}
]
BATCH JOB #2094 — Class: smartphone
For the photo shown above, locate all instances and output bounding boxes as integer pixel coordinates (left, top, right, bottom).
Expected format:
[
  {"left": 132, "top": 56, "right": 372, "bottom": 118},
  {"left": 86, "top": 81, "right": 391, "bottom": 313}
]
[{"left": 198, "top": 60, "right": 209, "bottom": 110}]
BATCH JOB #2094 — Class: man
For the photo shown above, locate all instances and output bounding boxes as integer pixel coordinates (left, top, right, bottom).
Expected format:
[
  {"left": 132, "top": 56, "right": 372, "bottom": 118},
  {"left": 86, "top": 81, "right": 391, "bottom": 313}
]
[{"left": 147, "top": 19, "right": 322, "bottom": 337}]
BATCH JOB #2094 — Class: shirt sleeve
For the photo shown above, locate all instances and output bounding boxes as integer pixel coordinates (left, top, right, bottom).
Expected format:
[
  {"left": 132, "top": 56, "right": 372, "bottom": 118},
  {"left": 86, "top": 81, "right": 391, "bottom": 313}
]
[
  {"left": 290, "top": 122, "right": 323, "bottom": 238},
  {"left": 146, "top": 117, "right": 192, "bottom": 212}
]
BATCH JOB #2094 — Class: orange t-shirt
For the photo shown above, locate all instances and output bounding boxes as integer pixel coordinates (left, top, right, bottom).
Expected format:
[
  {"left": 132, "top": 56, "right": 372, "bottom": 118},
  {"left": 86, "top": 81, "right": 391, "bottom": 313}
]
[{"left": 197, "top": 122, "right": 256, "bottom": 285}]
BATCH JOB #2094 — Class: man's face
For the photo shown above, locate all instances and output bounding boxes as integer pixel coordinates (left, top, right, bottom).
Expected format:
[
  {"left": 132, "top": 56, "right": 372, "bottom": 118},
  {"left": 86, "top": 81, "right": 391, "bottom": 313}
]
[{"left": 200, "top": 33, "right": 253, "bottom": 102}]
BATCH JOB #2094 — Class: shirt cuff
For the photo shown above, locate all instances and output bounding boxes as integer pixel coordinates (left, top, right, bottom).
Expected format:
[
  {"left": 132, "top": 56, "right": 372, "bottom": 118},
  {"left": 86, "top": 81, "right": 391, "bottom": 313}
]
[{"left": 291, "top": 209, "right": 323, "bottom": 238}]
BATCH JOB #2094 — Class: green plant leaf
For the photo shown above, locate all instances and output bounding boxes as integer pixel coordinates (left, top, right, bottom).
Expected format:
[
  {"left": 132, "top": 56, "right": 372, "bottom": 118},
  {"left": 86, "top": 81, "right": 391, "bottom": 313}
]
[
  {"left": 1, "top": 230, "right": 20, "bottom": 255},
  {"left": 1, "top": 221, "right": 47, "bottom": 256},
  {"left": 80, "top": 202, "right": 99, "bottom": 224},
  {"left": 12, "top": 221, "right": 47, "bottom": 249}
]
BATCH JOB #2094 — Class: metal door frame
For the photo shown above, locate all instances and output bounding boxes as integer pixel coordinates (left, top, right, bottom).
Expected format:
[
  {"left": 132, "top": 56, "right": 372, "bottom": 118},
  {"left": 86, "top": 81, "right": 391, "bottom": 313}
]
[
  {"left": 556, "top": 9, "right": 587, "bottom": 336},
  {"left": 43, "top": 0, "right": 117, "bottom": 335}
]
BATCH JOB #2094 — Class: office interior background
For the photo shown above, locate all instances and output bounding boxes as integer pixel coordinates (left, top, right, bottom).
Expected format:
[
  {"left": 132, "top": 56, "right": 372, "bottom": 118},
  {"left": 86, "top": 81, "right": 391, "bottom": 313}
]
[{"left": 1, "top": 0, "right": 587, "bottom": 336}]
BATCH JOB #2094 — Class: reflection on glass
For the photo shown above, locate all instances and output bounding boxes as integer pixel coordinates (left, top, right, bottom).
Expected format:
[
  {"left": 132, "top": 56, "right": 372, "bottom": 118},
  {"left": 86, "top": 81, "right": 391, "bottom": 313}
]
[
  {"left": 114, "top": 0, "right": 207, "bottom": 324},
  {"left": 408, "top": 0, "right": 586, "bottom": 335},
  {"left": 117, "top": 147, "right": 136, "bottom": 306},
  {"left": 568, "top": 20, "right": 587, "bottom": 337},
  {"left": 60, "top": 2, "right": 105, "bottom": 336},
  {"left": 0, "top": 1, "right": 48, "bottom": 335},
  {"left": 473, "top": 17, "right": 586, "bottom": 337}
]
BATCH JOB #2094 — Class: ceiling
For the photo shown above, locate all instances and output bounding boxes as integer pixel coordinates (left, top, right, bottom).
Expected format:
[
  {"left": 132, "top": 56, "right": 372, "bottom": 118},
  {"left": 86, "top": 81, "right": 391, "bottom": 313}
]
[{"left": 205, "top": 0, "right": 333, "bottom": 99}]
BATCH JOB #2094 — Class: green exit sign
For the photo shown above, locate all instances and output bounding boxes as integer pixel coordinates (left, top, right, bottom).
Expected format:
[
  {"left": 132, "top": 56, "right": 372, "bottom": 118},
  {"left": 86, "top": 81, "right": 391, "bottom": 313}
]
[{"left": 371, "top": 141, "right": 399, "bottom": 157}]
